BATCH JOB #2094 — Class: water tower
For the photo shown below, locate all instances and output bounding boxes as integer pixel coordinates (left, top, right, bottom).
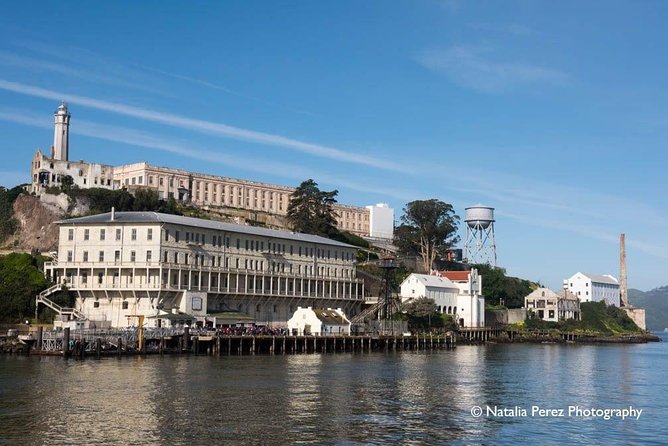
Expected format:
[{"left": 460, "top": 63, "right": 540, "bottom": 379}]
[{"left": 464, "top": 205, "right": 497, "bottom": 266}]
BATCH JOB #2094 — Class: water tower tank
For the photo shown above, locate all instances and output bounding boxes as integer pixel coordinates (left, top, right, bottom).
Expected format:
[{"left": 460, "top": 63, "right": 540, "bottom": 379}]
[{"left": 465, "top": 206, "right": 495, "bottom": 229}]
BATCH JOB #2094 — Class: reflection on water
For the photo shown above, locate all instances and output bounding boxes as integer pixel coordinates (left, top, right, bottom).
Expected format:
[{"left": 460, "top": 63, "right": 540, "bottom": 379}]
[{"left": 1, "top": 336, "right": 666, "bottom": 445}]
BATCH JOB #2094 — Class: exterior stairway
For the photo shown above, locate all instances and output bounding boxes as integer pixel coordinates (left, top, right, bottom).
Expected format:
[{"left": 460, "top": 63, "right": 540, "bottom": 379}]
[
  {"left": 35, "top": 284, "right": 86, "bottom": 320},
  {"left": 351, "top": 302, "right": 380, "bottom": 324}
]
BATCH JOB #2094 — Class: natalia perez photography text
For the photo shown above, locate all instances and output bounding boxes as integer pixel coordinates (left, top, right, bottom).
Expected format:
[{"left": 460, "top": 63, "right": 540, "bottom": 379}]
[{"left": 470, "top": 405, "right": 643, "bottom": 421}]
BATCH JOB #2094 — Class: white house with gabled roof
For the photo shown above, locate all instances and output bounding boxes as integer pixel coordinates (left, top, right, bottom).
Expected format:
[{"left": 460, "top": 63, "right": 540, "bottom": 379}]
[
  {"left": 287, "top": 307, "right": 351, "bottom": 335},
  {"left": 566, "top": 272, "right": 620, "bottom": 306},
  {"left": 400, "top": 271, "right": 485, "bottom": 328}
]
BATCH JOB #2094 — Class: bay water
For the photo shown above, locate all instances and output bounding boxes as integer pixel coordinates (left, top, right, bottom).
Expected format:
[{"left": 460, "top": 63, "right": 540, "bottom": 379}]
[{"left": 1, "top": 333, "right": 666, "bottom": 445}]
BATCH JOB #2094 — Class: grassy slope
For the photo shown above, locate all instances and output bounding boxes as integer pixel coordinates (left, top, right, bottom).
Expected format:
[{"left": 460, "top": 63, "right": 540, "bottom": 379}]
[{"left": 525, "top": 301, "right": 643, "bottom": 335}]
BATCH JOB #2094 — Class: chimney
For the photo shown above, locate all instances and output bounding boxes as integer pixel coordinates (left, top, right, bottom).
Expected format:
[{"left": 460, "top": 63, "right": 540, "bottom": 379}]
[
  {"left": 620, "top": 233, "right": 629, "bottom": 307},
  {"left": 111, "top": 207, "right": 115, "bottom": 221}
]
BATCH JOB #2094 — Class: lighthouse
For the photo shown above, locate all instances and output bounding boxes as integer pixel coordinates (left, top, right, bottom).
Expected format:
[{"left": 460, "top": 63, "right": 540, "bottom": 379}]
[{"left": 53, "top": 102, "right": 70, "bottom": 161}]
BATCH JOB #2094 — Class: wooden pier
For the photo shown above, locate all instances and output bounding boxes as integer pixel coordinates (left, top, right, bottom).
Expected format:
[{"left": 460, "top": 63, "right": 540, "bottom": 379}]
[{"left": 29, "top": 327, "right": 457, "bottom": 358}]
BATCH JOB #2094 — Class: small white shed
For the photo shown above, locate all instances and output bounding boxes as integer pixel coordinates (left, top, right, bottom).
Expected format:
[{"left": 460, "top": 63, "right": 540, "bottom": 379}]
[{"left": 287, "top": 307, "right": 351, "bottom": 336}]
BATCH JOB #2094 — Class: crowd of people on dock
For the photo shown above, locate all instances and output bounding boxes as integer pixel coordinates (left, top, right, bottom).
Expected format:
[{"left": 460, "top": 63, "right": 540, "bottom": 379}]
[{"left": 213, "top": 326, "right": 288, "bottom": 336}]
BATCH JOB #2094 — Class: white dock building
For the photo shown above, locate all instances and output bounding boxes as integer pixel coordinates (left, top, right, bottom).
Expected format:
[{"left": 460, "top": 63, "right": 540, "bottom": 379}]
[{"left": 41, "top": 211, "right": 364, "bottom": 328}]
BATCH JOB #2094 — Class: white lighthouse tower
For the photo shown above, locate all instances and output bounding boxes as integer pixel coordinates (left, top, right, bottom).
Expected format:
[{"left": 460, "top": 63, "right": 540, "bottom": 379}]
[
  {"left": 53, "top": 102, "right": 70, "bottom": 161},
  {"left": 464, "top": 205, "right": 497, "bottom": 266}
]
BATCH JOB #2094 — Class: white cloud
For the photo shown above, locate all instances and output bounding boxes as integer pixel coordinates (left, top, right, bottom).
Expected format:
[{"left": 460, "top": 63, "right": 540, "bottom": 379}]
[
  {"left": 417, "top": 46, "right": 569, "bottom": 93},
  {"left": 0, "top": 78, "right": 405, "bottom": 172},
  {"left": 0, "top": 50, "right": 167, "bottom": 96},
  {"left": 138, "top": 64, "right": 317, "bottom": 117}
]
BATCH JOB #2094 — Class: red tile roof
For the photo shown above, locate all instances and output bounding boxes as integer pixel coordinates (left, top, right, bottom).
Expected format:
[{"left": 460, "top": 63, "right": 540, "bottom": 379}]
[{"left": 438, "top": 271, "right": 470, "bottom": 281}]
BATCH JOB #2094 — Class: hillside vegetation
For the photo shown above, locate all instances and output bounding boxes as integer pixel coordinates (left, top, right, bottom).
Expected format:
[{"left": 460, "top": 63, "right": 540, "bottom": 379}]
[
  {"left": 0, "top": 185, "right": 26, "bottom": 244},
  {"left": 524, "top": 301, "right": 642, "bottom": 335},
  {"left": 473, "top": 264, "right": 538, "bottom": 308}
]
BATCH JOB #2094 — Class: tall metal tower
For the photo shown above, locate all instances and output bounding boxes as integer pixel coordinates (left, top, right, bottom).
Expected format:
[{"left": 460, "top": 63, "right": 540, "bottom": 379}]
[
  {"left": 377, "top": 256, "right": 399, "bottom": 321},
  {"left": 464, "top": 205, "right": 497, "bottom": 266}
]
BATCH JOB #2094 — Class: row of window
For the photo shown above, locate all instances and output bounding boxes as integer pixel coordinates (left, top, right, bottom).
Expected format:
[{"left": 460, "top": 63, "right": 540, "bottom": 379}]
[
  {"left": 67, "top": 250, "right": 153, "bottom": 263},
  {"left": 63, "top": 249, "right": 353, "bottom": 279},
  {"left": 162, "top": 251, "right": 352, "bottom": 278},
  {"left": 164, "top": 229, "right": 354, "bottom": 261},
  {"left": 68, "top": 228, "right": 151, "bottom": 242}
]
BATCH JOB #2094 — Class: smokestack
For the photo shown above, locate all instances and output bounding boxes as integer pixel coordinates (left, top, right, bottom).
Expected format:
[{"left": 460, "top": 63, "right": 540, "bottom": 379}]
[
  {"left": 620, "top": 233, "right": 628, "bottom": 307},
  {"left": 111, "top": 207, "right": 115, "bottom": 221}
]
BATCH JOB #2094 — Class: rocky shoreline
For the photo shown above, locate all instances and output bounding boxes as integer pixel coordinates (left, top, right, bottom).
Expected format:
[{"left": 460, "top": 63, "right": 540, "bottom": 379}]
[{"left": 470, "top": 332, "right": 662, "bottom": 345}]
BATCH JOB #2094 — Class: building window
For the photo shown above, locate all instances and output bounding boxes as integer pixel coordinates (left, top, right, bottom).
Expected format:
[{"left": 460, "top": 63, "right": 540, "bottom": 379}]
[
  {"left": 131, "top": 229, "right": 137, "bottom": 241},
  {"left": 83, "top": 251, "right": 88, "bottom": 262},
  {"left": 81, "top": 273, "right": 87, "bottom": 284},
  {"left": 115, "top": 250, "right": 120, "bottom": 262},
  {"left": 131, "top": 251, "right": 136, "bottom": 262},
  {"left": 147, "top": 228, "right": 153, "bottom": 240},
  {"left": 122, "top": 301, "right": 129, "bottom": 310},
  {"left": 147, "top": 251, "right": 152, "bottom": 262},
  {"left": 164, "top": 251, "right": 168, "bottom": 262},
  {"left": 100, "top": 229, "right": 105, "bottom": 241},
  {"left": 97, "top": 272, "right": 103, "bottom": 284},
  {"left": 175, "top": 231, "right": 180, "bottom": 242},
  {"left": 164, "top": 229, "right": 169, "bottom": 242},
  {"left": 116, "top": 229, "right": 121, "bottom": 241},
  {"left": 68, "top": 229, "right": 74, "bottom": 241},
  {"left": 84, "top": 229, "right": 90, "bottom": 241},
  {"left": 67, "top": 251, "right": 73, "bottom": 262},
  {"left": 99, "top": 251, "right": 104, "bottom": 262},
  {"left": 93, "top": 301, "right": 100, "bottom": 308}
]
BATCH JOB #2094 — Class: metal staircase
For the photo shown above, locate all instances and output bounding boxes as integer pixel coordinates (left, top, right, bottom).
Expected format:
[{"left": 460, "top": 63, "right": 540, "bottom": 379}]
[
  {"left": 35, "top": 284, "right": 86, "bottom": 321},
  {"left": 351, "top": 302, "right": 380, "bottom": 324}
]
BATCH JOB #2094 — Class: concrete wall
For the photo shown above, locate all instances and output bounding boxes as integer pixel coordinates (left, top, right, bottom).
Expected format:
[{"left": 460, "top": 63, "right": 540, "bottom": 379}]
[
  {"left": 623, "top": 307, "right": 646, "bottom": 331},
  {"left": 485, "top": 308, "right": 527, "bottom": 327}
]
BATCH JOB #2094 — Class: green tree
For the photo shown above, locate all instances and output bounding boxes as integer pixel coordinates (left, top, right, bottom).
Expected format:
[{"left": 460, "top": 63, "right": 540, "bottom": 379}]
[
  {"left": 473, "top": 264, "right": 535, "bottom": 308},
  {"left": 0, "top": 185, "right": 24, "bottom": 244},
  {"left": 60, "top": 175, "right": 74, "bottom": 192},
  {"left": 0, "top": 253, "right": 50, "bottom": 322},
  {"left": 286, "top": 179, "right": 339, "bottom": 236},
  {"left": 402, "top": 297, "right": 443, "bottom": 330},
  {"left": 132, "top": 188, "right": 161, "bottom": 211},
  {"left": 395, "top": 199, "right": 460, "bottom": 273}
]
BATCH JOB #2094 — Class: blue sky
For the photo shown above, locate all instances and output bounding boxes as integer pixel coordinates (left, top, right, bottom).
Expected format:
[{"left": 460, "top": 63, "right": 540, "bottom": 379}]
[{"left": 0, "top": 1, "right": 666, "bottom": 291}]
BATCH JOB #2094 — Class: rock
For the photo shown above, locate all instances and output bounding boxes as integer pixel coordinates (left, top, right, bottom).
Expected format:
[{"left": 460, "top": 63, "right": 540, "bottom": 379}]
[{"left": 4, "top": 194, "right": 65, "bottom": 252}]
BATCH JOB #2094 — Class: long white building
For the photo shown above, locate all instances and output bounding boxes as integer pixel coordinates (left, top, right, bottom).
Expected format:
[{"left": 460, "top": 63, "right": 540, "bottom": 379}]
[
  {"left": 30, "top": 103, "right": 394, "bottom": 239},
  {"left": 566, "top": 272, "right": 620, "bottom": 306},
  {"left": 42, "top": 211, "right": 365, "bottom": 328}
]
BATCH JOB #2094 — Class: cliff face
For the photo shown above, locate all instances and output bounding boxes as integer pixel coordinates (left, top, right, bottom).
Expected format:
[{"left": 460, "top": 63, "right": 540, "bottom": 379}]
[{"left": 6, "top": 194, "right": 65, "bottom": 253}]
